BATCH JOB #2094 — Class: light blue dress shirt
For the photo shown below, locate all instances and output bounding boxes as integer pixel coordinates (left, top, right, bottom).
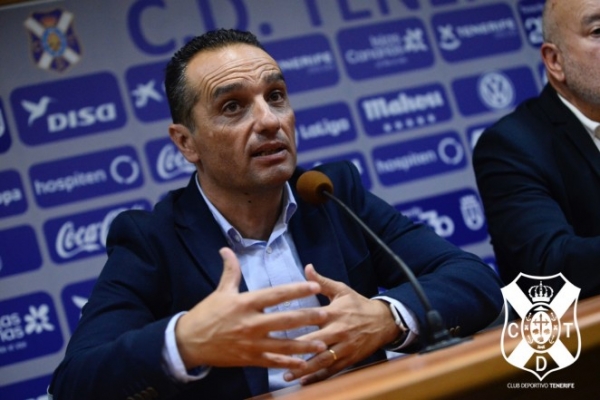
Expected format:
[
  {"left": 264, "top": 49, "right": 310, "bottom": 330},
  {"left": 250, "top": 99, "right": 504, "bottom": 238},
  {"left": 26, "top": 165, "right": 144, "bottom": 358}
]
[{"left": 162, "top": 177, "right": 418, "bottom": 390}]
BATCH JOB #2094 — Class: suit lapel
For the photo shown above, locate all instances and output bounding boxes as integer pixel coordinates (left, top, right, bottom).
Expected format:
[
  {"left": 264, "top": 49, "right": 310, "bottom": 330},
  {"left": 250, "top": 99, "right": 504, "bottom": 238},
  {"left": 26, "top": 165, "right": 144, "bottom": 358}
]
[
  {"left": 289, "top": 171, "right": 350, "bottom": 305},
  {"left": 541, "top": 85, "right": 600, "bottom": 180},
  {"left": 174, "top": 176, "right": 265, "bottom": 393},
  {"left": 173, "top": 175, "right": 249, "bottom": 292},
  {"left": 175, "top": 171, "right": 351, "bottom": 293}
]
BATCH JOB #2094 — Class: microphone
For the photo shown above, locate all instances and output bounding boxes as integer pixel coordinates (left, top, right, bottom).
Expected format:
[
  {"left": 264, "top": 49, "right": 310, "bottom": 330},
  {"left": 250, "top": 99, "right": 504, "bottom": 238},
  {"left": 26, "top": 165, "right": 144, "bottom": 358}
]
[{"left": 296, "top": 170, "right": 467, "bottom": 352}]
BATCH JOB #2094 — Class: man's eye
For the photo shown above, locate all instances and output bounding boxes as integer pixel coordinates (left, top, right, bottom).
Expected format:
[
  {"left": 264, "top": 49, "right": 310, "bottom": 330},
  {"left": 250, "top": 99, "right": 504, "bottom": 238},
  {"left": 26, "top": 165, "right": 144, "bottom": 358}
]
[
  {"left": 269, "top": 91, "right": 285, "bottom": 102},
  {"left": 223, "top": 102, "right": 240, "bottom": 113}
]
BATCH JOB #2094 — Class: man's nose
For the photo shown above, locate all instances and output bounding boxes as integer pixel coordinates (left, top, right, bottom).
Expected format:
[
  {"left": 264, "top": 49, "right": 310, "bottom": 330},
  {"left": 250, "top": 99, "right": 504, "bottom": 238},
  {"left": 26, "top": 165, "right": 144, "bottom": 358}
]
[{"left": 253, "top": 98, "right": 281, "bottom": 134}]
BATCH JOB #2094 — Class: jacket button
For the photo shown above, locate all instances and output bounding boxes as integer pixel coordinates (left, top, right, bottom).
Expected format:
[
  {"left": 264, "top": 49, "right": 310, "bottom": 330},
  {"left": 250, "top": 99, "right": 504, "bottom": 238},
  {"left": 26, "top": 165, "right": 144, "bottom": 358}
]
[{"left": 144, "top": 387, "right": 158, "bottom": 399}]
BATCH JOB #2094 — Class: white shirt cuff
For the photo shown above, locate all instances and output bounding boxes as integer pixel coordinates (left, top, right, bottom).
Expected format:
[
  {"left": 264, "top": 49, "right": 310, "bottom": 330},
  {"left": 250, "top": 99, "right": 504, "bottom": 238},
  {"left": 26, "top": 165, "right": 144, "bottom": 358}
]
[
  {"left": 373, "top": 296, "right": 419, "bottom": 350},
  {"left": 162, "top": 312, "right": 211, "bottom": 382}
]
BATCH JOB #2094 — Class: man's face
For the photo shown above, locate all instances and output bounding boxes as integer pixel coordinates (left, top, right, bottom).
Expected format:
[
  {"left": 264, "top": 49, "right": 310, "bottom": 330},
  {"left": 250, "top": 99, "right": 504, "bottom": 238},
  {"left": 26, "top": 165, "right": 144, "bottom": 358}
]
[
  {"left": 553, "top": 0, "right": 600, "bottom": 108},
  {"left": 181, "top": 44, "right": 296, "bottom": 196}
]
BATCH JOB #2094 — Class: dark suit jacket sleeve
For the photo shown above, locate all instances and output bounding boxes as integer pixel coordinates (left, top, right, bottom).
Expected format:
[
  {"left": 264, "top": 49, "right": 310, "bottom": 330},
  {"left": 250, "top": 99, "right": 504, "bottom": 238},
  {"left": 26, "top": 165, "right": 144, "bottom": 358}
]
[
  {"left": 472, "top": 87, "right": 600, "bottom": 297},
  {"left": 50, "top": 186, "right": 268, "bottom": 399},
  {"left": 310, "top": 162, "right": 504, "bottom": 342},
  {"left": 49, "top": 212, "right": 190, "bottom": 400},
  {"left": 50, "top": 162, "right": 505, "bottom": 399}
]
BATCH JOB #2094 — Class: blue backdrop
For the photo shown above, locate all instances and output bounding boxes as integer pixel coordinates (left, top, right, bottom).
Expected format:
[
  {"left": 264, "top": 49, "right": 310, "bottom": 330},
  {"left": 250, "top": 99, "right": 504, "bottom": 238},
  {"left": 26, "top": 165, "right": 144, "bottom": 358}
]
[{"left": 0, "top": 0, "right": 545, "bottom": 397}]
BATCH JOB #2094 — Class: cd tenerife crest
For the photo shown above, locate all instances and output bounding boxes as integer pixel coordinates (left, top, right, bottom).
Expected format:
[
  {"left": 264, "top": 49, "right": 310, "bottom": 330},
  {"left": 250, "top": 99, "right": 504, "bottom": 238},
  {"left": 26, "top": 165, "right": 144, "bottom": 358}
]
[
  {"left": 501, "top": 273, "right": 581, "bottom": 380},
  {"left": 24, "top": 9, "right": 82, "bottom": 73}
]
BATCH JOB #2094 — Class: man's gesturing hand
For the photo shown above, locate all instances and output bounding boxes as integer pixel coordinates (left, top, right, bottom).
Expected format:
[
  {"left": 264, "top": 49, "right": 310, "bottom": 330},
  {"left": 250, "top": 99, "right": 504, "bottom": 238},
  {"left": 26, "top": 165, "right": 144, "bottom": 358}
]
[
  {"left": 175, "top": 247, "right": 328, "bottom": 370},
  {"left": 284, "top": 264, "right": 401, "bottom": 385}
]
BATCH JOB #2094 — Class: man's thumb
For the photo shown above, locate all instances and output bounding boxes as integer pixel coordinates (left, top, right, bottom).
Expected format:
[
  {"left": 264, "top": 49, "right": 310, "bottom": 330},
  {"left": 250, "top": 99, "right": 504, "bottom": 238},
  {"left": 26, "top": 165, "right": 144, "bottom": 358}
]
[
  {"left": 305, "top": 263, "right": 345, "bottom": 299},
  {"left": 217, "top": 247, "right": 241, "bottom": 291}
]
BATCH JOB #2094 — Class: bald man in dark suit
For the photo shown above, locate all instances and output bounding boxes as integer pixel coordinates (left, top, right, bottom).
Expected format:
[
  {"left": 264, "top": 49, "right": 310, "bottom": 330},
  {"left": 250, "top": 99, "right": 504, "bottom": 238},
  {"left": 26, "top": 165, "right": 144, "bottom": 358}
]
[{"left": 473, "top": 0, "right": 600, "bottom": 298}]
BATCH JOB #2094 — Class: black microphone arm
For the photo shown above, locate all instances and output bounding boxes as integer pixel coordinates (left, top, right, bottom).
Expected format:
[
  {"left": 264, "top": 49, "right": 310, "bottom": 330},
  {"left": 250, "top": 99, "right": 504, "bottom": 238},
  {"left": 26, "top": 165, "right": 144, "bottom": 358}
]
[{"left": 307, "top": 176, "right": 467, "bottom": 352}]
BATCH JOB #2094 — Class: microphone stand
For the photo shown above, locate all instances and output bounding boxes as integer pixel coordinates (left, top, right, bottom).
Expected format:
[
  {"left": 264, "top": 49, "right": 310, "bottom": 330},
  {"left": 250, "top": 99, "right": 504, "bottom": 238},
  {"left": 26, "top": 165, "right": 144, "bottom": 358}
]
[{"left": 321, "top": 190, "right": 469, "bottom": 353}]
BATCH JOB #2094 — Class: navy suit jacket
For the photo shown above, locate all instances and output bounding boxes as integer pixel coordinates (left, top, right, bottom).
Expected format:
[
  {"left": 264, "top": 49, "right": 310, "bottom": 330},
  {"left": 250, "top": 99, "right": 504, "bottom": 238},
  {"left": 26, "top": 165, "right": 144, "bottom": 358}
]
[
  {"left": 473, "top": 84, "right": 600, "bottom": 298},
  {"left": 50, "top": 161, "right": 502, "bottom": 400}
]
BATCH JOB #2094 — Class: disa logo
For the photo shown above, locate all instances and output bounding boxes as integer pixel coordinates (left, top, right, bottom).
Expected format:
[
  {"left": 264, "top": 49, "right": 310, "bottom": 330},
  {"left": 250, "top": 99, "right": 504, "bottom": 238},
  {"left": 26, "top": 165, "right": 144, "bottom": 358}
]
[{"left": 10, "top": 72, "right": 127, "bottom": 146}]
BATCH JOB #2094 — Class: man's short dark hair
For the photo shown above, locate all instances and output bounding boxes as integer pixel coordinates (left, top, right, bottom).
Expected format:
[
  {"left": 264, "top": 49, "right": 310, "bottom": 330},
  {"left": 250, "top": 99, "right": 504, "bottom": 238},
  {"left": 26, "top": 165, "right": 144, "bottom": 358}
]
[{"left": 165, "top": 29, "right": 264, "bottom": 130}]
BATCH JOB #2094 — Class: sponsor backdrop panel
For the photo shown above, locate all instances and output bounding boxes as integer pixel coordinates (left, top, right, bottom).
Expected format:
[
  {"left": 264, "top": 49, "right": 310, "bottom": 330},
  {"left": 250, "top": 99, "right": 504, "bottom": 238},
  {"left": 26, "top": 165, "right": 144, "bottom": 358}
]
[{"left": 0, "top": 0, "right": 545, "bottom": 395}]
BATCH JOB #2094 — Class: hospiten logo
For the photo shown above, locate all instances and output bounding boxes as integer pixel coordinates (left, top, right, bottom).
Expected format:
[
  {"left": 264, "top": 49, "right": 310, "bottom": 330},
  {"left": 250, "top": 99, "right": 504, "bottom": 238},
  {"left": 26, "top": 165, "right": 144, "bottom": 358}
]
[{"left": 501, "top": 273, "right": 581, "bottom": 380}]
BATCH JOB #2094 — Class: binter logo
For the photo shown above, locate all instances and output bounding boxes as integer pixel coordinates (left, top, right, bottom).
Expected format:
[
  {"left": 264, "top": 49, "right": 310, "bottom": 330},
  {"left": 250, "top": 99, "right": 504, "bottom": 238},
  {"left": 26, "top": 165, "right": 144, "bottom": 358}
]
[
  {"left": 10, "top": 72, "right": 127, "bottom": 146},
  {"left": 396, "top": 188, "right": 488, "bottom": 247},
  {"left": 61, "top": 278, "right": 96, "bottom": 334},
  {"left": 501, "top": 273, "right": 581, "bottom": 380},
  {"left": 0, "top": 373, "right": 53, "bottom": 400},
  {"left": 300, "top": 152, "right": 372, "bottom": 190}
]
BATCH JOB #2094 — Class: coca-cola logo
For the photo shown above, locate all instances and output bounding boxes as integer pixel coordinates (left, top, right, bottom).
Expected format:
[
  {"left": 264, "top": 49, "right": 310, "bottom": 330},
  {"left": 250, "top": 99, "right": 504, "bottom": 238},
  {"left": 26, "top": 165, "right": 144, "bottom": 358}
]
[
  {"left": 55, "top": 207, "right": 126, "bottom": 258},
  {"left": 156, "top": 143, "right": 195, "bottom": 180},
  {"left": 44, "top": 200, "right": 151, "bottom": 264}
]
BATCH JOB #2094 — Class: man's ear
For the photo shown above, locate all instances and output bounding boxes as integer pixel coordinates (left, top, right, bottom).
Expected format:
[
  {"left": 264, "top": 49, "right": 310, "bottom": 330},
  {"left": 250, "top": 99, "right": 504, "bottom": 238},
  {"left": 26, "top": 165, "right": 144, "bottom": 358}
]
[
  {"left": 541, "top": 42, "right": 565, "bottom": 83},
  {"left": 169, "top": 123, "right": 200, "bottom": 164}
]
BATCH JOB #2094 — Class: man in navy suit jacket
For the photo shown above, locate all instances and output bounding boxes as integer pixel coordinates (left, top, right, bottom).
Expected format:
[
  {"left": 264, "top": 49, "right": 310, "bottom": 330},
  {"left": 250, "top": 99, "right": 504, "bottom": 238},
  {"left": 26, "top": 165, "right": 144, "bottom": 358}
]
[
  {"left": 473, "top": 0, "right": 600, "bottom": 298},
  {"left": 50, "top": 29, "right": 502, "bottom": 400}
]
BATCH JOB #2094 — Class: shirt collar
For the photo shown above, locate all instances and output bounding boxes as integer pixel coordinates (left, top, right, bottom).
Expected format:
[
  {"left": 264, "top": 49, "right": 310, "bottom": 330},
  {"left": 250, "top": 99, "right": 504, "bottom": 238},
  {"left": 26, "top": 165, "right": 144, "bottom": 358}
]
[
  {"left": 557, "top": 93, "right": 600, "bottom": 139},
  {"left": 194, "top": 175, "right": 297, "bottom": 249}
]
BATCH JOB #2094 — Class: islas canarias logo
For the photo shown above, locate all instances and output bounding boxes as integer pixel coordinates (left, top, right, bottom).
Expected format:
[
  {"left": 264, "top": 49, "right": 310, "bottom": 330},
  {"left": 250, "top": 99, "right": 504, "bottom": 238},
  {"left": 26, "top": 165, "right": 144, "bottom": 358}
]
[{"left": 501, "top": 273, "right": 581, "bottom": 380}]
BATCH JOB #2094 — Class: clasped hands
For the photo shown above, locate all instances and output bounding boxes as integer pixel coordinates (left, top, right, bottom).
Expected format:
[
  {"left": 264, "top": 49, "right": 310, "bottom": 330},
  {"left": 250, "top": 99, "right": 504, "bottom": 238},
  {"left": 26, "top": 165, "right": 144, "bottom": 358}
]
[{"left": 175, "top": 247, "right": 401, "bottom": 385}]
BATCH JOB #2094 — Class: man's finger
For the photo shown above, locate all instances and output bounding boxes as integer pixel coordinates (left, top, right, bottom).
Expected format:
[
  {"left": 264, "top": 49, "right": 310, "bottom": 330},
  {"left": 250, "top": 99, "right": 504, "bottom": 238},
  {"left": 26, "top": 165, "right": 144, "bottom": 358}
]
[
  {"left": 247, "top": 308, "right": 328, "bottom": 335},
  {"left": 254, "top": 336, "right": 327, "bottom": 358},
  {"left": 284, "top": 346, "right": 345, "bottom": 384},
  {"left": 217, "top": 247, "right": 242, "bottom": 291},
  {"left": 249, "top": 280, "right": 322, "bottom": 310},
  {"left": 304, "top": 264, "right": 348, "bottom": 299}
]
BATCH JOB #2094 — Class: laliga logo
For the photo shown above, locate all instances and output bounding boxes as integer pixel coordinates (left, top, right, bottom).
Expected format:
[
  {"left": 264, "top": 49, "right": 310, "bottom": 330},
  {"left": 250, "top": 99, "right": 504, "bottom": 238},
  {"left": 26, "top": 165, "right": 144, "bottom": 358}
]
[{"left": 501, "top": 273, "right": 581, "bottom": 380}]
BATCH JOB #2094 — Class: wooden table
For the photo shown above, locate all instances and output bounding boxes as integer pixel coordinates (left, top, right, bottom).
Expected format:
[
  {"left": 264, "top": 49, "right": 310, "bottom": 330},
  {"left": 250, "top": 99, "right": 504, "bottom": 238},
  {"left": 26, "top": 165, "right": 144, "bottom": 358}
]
[{"left": 252, "top": 295, "right": 600, "bottom": 399}]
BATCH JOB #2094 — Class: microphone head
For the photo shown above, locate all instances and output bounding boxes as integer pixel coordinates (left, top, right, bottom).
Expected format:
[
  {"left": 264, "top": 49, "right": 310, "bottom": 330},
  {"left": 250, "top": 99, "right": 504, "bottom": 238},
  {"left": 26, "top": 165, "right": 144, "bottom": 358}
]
[{"left": 296, "top": 170, "right": 334, "bottom": 205}]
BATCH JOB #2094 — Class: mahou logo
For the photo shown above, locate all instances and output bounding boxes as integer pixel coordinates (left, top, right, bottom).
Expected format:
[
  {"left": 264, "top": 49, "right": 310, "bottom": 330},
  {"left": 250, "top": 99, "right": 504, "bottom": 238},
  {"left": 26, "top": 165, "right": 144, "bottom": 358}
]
[{"left": 501, "top": 273, "right": 581, "bottom": 380}]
